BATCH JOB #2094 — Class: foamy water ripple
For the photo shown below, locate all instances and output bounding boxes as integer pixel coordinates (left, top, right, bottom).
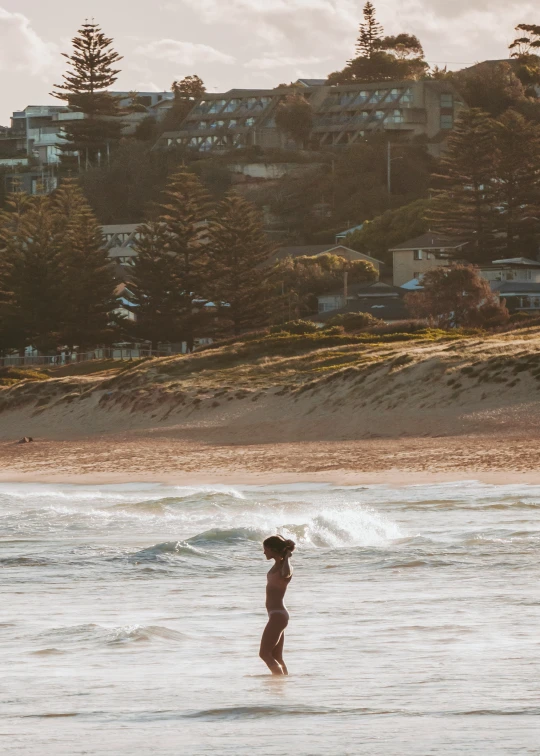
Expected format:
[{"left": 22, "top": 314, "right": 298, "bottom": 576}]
[{"left": 1, "top": 481, "right": 539, "bottom": 754}]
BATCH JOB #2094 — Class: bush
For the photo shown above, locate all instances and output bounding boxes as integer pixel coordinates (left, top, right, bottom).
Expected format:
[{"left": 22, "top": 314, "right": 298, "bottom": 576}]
[
  {"left": 507, "top": 312, "right": 540, "bottom": 329},
  {"left": 269, "top": 320, "right": 319, "bottom": 335},
  {"left": 0, "top": 366, "right": 49, "bottom": 386},
  {"left": 323, "top": 325, "right": 345, "bottom": 335},
  {"left": 365, "top": 319, "right": 431, "bottom": 336},
  {"left": 326, "top": 312, "right": 383, "bottom": 331}
]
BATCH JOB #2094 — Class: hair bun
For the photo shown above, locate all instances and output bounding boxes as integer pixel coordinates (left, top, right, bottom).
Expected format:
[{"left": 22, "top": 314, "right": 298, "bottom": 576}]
[{"left": 284, "top": 539, "right": 296, "bottom": 552}]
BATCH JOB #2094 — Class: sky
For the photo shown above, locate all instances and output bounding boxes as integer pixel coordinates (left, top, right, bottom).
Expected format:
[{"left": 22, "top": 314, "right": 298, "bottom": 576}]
[{"left": 0, "top": 0, "right": 537, "bottom": 125}]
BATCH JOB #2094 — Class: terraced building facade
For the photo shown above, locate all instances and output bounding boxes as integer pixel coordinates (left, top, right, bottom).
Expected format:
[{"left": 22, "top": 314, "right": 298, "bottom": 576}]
[{"left": 154, "top": 79, "right": 465, "bottom": 155}]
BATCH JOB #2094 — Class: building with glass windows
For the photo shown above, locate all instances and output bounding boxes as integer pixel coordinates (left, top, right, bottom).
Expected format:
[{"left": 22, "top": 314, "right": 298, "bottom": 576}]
[{"left": 153, "top": 79, "right": 465, "bottom": 155}]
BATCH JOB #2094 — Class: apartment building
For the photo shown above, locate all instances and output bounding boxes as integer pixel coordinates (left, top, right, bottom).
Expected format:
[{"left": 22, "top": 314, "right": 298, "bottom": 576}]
[
  {"left": 154, "top": 79, "right": 465, "bottom": 155},
  {"left": 9, "top": 92, "right": 173, "bottom": 168}
]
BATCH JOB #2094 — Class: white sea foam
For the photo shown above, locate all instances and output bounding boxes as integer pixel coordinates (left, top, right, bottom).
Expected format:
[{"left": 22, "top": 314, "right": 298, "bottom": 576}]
[{"left": 2, "top": 481, "right": 539, "bottom": 755}]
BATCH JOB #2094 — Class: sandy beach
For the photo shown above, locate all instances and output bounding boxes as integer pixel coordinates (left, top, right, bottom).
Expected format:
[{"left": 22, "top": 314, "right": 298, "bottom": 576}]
[{"left": 2, "top": 433, "right": 540, "bottom": 486}]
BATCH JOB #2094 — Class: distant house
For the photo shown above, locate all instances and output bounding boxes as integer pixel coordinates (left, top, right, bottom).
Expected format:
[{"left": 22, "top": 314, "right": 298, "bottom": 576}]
[
  {"left": 314, "top": 281, "right": 408, "bottom": 323},
  {"left": 479, "top": 258, "right": 540, "bottom": 313},
  {"left": 390, "top": 234, "right": 470, "bottom": 286},
  {"left": 265, "top": 244, "right": 383, "bottom": 273},
  {"left": 479, "top": 257, "right": 540, "bottom": 284}
]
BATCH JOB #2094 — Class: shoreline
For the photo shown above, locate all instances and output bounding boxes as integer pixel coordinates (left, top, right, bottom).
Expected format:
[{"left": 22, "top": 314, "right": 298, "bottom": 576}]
[{"left": 2, "top": 434, "right": 540, "bottom": 487}]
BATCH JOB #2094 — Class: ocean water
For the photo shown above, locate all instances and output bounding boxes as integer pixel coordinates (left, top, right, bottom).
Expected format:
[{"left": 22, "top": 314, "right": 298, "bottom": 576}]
[{"left": 1, "top": 480, "right": 539, "bottom": 755}]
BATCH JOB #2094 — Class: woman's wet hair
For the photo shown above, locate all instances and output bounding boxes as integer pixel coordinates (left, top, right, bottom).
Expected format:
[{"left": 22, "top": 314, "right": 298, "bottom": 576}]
[{"left": 263, "top": 535, "right": 296, "bottom": 554}]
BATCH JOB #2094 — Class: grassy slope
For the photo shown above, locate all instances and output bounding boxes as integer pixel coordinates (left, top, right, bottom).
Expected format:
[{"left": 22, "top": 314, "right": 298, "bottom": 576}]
[{"left": 2, "top": 327, "right": 540, "bottom": 441}]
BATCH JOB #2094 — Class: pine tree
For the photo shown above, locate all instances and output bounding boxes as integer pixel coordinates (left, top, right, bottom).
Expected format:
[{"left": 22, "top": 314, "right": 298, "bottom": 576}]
[
  {"left": 52, "top": 21, "right": 123, "bottom": 166},
  {"left": 158, "top": 169, "right": 212, "bottom": 350},
  {"left": 492, "top": 109, "right": 540, "bottom": 256},
  {"left": 0, "top": 192, "right": 34, "bottom": 352},
  {"left": 430, "top": 109, "right": 498, "bottom": 263},
  {"left": 206, "top": 193, "right": 274, "bottom": 335},
  {"left": 52, "top": 181, "right": 118, "bottom": 350},
  {"left": 356, "top": 2, "right": 384, "bottom": 58},
  {"left": 0, "top": 194, "right": 64, "bottom": 353},
  {"left": 130, "top": 222, "right": 185, "bottom": 351}
]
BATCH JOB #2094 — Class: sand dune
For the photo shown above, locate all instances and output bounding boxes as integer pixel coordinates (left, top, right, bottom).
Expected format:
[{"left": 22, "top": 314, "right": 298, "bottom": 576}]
[{"left": 1, "top": 327, "right": 540, "bottom": 443}]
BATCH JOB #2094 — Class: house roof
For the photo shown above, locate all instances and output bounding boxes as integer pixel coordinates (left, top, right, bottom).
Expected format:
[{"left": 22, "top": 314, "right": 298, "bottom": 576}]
[
  {"left": 313, "top": 297, "right": 409, "bottom": 323},
  {"left": 488, "top": 257, "right": 540, "bottom": 267},
  {"left": 296, "top": 78, "right": 327, "bottom": 87},
  {"left": 400, "top": 278, "right": 424, "bottom": 290},
  {"left": 102, "top": 224, "right": 140, "bottom": 235},
  {"left": 389, "top": 234, "right": 469, "bottom": 251},
  {"left": 491, "top": 282, "right": 540, "bottom": 294},
  {"left": 267, "top": 244, "right": 383, "bottom": 265},
  {"left": 336, "top": 224, "right": 364, "bottom": 238},
  {"left": 319, "top": 282, "right": 403, "bottom": 299}
]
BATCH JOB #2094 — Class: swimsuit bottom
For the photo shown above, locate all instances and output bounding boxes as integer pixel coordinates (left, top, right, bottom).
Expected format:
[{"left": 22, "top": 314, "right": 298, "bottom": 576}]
[{"left": 268, "top": 608, "right": 289, "bottom": 620}]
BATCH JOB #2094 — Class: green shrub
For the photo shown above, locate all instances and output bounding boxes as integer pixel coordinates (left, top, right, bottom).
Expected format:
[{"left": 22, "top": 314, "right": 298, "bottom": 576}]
[
  {"left": 365, "top": 319, "right": 431, "bottom": 336},
  {"left": 0, "top": 366, "right": 49, "bottom": 386},
  {"left": 326, "top": 312, "right": 383, "bottom": 331},
  {"left": 269, "top": 320, "right": 319, "bottom": 335},
  {"left": 323, "top": 325, "right": 345, "bottom": 335}
]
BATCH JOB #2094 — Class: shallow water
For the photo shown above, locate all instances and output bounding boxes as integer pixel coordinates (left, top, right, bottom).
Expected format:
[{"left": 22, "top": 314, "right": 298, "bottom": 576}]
[{"left": 1, "top": 480, "right": 539, "bottom": 755}]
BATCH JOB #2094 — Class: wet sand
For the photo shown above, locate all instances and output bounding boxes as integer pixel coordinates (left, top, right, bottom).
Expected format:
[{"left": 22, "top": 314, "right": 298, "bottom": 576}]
[{"left": 1, "top": 434, "right": 539, "bottom": 486}]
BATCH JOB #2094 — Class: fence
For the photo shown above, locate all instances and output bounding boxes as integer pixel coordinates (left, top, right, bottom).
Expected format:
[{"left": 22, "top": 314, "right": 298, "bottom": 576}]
[{"left": 0, "top": 348, "right": 174, "bottom": 368}]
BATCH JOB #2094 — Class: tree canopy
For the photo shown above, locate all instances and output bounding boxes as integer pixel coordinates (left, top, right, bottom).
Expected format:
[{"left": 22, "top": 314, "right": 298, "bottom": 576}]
[{"left": 328, "top": 2, "right": 427, "bottom": 84}]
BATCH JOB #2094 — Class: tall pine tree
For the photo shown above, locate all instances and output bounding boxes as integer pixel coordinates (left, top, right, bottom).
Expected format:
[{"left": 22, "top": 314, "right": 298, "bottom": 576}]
[
  {"left": 0, "top": 194, "right": 64, "bottom": 353},
  {"left": 52, "top": 22, "right": 123, "bottom": 167},
  {"left": 52, "top": 181, "right": 118, "bottom": 350},
  {"left": 356, "top": 2, "right": 384, "bottom": 58},
  {"left": 492, "top": 109, "right": 540, "bottom": 256},
  {"left": 130, "top": 222, "right": 185, "bottom": 351},
  {"left": 206, "top": 193, "right": 274, "bottom": 335},
  {"left": 158, "top": 169, "right": 211, "bottom": 350},
  {"left": 430, "top": 109, "right": 498, "bottom": 263}
]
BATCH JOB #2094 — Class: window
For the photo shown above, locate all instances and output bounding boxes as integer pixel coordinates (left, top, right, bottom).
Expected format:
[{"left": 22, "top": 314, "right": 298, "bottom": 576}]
[
  {"left": 352, "top": 90, "right": 370, "bottom": 106},
  {"left": 223, "top": 99, "right": 240, "bottom": 113},
  {"left": 388, "top": 89, "right": 402, "bottom": 102},
  {"left": 374, "top": 110, "right": 385, "bottom": 121},
  {"left": 440, "top": 114, "right": 454, "bottom": 130},
  {"left": 440, "top": 93, "right": 453, "bottom": 108},
  {"left": 386, "top": 109, "right": 403, "bottom": 124},
  {"left": 208, "top": 100, "right": 226, "bottom": 114},
  {"left": 245, "top": 117, "right": 256, "bottom": 127},
  {"left": 401, "top": 88, "right": 413, "bottom": 104},
  {"left": 413, "top": 250, "right": 423, "bottom": 260}
]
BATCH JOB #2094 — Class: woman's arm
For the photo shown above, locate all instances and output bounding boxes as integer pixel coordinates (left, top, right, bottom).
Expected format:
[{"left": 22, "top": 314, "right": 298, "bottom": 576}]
[{"left": 281, "top": 550, "right": 293, "bottom": 579}]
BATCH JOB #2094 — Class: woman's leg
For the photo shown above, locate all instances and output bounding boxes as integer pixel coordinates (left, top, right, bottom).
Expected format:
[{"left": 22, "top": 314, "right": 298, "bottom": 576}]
[
  {"left": 272, "top": 632, "right": 288, "bottom": 675},
  {"left": 259, "top": 615, "right": 288, "bottom": 675}
]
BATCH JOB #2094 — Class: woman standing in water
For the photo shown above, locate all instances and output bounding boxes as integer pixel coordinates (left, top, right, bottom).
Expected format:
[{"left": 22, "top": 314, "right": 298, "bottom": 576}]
[{"left": 260, "top": 535, "right": 295, "bottom": 675}]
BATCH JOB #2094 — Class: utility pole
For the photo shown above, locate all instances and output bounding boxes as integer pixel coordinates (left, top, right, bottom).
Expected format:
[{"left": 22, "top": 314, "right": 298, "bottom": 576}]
[{"left": 387, "top": 141, "right": 391, "bottom": 197}]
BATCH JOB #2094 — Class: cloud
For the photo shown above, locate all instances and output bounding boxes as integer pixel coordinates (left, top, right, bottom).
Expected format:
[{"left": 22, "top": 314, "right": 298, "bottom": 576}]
[
  {"left": 136, "top": 39, "right": 235, "bottom": 65},
  {"left": 0, "top": 7, "right": 57, "bottom": 75},
  {"left": 246, "top": 55, "right": 330, "bottom": 71}
]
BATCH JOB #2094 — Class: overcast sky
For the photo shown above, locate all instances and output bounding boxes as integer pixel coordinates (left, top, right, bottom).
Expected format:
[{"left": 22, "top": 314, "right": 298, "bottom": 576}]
[{"left": 1, "top": 0, "right": 537, "bottom": 125}]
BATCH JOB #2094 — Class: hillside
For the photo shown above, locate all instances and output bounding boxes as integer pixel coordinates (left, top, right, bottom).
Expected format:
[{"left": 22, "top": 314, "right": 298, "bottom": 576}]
[{"left": 2, "top": 327, "right": 540, "bottom": 445}]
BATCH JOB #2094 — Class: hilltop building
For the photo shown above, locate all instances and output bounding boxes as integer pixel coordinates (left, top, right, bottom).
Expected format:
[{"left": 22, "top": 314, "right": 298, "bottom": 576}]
[
  {"left": 6, "top": 92, "right": 173, "bottom": 168},
  {"left": 153, "top": 79, "right": 465, "bottom": 156}
]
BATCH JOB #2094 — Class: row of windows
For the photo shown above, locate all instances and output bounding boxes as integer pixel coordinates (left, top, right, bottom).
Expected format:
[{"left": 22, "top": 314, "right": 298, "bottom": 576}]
[
  {"left": 167, "top": 134, "right": 248, "bottom": 151},
  {"left": 192, "top": 118, "right": 257, "bottom": 130},
  {"left": 315, "top": 109, "right": 405, "bottom": 127},
  {"left": 193, "top": 97, "right": 272, "bottom": 116},
  {"left": 322, "top": 88, "right": 414, "bottom": 109}
]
